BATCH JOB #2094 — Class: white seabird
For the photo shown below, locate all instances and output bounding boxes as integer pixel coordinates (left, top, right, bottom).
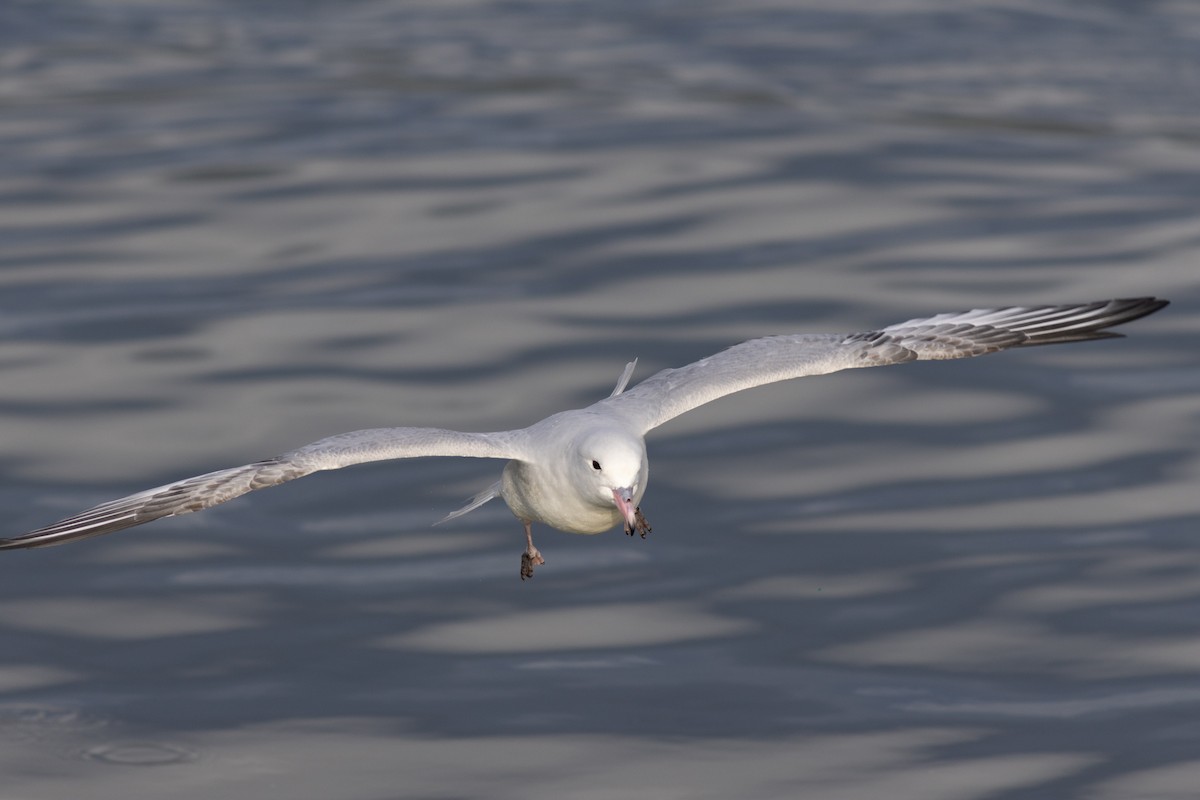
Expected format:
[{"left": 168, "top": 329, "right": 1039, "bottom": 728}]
[{"left": 0, "top": 298, "right": 1168, "bottom": 579}]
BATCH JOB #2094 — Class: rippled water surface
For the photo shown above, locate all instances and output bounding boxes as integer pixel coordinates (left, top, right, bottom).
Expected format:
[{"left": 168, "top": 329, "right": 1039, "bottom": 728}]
[{"left": 1, "top": 2, "right": 1198, "bottom": 798}]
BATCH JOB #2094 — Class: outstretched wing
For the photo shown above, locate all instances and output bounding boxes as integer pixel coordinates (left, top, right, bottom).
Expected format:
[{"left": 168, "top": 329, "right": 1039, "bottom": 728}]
[
  {"left": 1, "top": 427, "right": 525, "bottom": 549},
  {"left": 601, "top": 297, "right": 1168, "bottom": 434}
]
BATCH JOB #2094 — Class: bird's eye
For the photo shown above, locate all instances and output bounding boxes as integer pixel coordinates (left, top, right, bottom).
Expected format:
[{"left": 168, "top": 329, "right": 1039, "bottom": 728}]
[{"left": 591, "top": 460, "right": 602, "bottom": 471}]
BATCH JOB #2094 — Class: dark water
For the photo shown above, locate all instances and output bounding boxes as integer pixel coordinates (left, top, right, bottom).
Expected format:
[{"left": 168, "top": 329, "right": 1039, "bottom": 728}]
[{"left": 1, "top": 2, "right": 1198, "bottom": 798}]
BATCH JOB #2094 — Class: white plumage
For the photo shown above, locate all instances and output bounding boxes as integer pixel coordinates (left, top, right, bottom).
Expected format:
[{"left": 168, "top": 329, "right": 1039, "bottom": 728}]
[{"left": 0, "top": 297, "right": 1167, "bottom": 579}]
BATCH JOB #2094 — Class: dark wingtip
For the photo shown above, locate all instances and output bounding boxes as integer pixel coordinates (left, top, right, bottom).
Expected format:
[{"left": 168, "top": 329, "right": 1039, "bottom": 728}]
[
  {"left": 0, "top": 528, "right": 97, "bottom": 550},
  {"left": 1019, "top": 297, "right": 1168, "bottom": 346},
  {"left": 0, "top": 508, "right": 151, "bottom": 550},
  {"left": 1087, "top": 296, "right": 1169, "bottom": 334},
  {"left": 1111, "top": 296, "right": 1169, "bottom": 319},
  {"left": 0, "top": 533, "right": 54, "bottom": 550}
]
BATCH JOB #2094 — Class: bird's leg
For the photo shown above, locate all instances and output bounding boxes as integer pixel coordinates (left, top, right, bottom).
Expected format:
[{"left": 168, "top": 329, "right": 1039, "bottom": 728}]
[
  {"left": 625, "top": 507, "right": 652, "bottom": 539},
  {"left": 520, "top": 520, "right": 544, "bottom": 581}
]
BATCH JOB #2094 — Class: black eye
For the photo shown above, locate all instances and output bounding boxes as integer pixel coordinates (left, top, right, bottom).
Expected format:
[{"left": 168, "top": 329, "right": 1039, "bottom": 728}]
[{"left": 591, "top": 460, "right": 602, "bottom": 471}]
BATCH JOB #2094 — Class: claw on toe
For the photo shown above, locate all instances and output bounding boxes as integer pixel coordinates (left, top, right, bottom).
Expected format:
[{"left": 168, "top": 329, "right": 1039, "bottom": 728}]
[
  {"left": 520, "top": 548, "right": 545, "bottom": 581},
  {"left": 625, "top": 507, "right": 652, "bottom": 539}
]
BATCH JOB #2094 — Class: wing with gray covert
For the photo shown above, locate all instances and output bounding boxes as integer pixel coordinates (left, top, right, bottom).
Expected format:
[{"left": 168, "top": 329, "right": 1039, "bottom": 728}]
[
  {"left": 1, "top": 427, "right": 525, "bottom": 549},
  {"left": 602, "top": 298, "right": 1167, "bottom": 434}
]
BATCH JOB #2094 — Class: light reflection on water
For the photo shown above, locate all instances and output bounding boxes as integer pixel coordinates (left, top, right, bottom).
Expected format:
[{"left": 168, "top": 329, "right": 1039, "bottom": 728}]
[{"left": 1, "top": 1, "right": 1198, "bottom": 798}]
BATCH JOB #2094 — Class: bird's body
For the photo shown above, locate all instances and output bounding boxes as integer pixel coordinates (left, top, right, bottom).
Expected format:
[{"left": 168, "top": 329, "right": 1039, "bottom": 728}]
[
  {"left": 0, "top": 298, "right": 1168, "bottom": 578},
  {"left": 501, "top": 412, "right": 648, "bottom": 535}
]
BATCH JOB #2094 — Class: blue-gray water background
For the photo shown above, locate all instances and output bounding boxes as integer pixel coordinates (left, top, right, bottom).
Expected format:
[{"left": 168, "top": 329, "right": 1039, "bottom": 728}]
[{"left": 1, "top": 2, "right": 1197, "bottom": 798}]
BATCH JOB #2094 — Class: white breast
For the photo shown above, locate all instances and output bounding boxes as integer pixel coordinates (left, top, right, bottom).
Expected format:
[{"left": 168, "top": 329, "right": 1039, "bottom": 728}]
[{"left": 500, "top": 460, "right": 621, "bottom": 534}]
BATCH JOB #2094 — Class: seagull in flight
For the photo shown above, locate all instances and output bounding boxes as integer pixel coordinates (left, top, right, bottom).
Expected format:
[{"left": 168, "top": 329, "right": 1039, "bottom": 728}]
[{"left": 0, "top": 298, "right": 1167, "bottom": 579}]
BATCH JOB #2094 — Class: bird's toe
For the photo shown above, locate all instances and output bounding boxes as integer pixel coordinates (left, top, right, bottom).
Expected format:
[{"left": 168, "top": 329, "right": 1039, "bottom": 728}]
[{"left": 634, "top": 507, "right": 652, "bottom": 539}]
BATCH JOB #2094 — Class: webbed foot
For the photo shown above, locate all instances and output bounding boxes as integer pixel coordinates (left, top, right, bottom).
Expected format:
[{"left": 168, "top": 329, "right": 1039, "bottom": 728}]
[
  {"left": 521, "top": 546, "right": 545, "bottom": 580},
  {"left": 625, "top": 507, "right": 652, "bottom": 539}
]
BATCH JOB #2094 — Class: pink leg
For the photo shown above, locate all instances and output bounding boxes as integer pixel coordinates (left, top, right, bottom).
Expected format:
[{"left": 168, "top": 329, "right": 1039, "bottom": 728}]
[{"left": 520, "top": 521, "right": 544, "bottom": 581}]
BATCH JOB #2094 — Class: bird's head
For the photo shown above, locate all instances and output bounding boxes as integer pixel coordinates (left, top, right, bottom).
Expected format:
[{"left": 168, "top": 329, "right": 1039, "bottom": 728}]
[{"left": 575, "top": 428, "right": 647, "bottom": 530}]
